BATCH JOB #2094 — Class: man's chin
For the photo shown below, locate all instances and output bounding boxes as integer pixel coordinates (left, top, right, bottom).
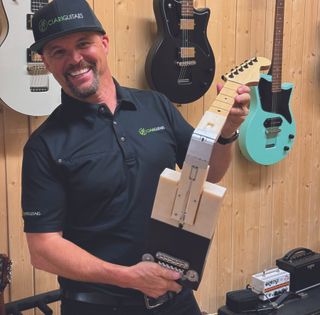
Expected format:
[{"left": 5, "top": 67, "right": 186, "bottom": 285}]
[{"left": 68, "top": 84, "right": 98, "bottom": 100}]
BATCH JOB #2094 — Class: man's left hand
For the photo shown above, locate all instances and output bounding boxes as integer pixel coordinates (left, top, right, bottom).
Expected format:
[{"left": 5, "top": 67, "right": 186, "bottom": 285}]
[{"left": 217, "top": 83, "right": 251, "bottom": 138}]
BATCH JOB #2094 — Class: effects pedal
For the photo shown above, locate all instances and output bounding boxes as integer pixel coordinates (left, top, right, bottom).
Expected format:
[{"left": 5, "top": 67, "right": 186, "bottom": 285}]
[{"left": 251, "top": 267, "right": 290, "bottom": 300}]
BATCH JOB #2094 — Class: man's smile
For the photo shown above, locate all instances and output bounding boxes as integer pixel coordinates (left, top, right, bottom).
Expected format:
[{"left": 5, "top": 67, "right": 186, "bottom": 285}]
[{"left": 68, "top": 67, "right": 91, "bottom": 77}]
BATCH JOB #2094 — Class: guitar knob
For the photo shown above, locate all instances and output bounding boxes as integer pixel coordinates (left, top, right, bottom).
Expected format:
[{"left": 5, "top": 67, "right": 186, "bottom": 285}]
[
  {"left": 289, "top": 134, "right": 295, "bottom": 140},
  {"left": 284, "top": 146, "right": 290, "bottom": 151}
]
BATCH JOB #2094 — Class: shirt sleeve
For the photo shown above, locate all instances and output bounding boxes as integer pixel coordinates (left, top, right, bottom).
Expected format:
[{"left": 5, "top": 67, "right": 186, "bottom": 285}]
[{"left": 22, "top": 144, "right": 66, "bottom": 233}]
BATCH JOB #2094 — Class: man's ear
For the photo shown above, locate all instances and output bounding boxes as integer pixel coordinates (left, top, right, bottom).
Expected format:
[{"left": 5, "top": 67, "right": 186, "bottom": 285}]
[{"left": 101, "top": 34, "right": 109, "bottom": 54}]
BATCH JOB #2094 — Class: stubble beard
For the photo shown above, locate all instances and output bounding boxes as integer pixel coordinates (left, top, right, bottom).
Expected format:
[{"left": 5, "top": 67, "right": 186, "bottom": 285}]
[{"left": 65, "top": 62, "right": 100, "bottom": 100}]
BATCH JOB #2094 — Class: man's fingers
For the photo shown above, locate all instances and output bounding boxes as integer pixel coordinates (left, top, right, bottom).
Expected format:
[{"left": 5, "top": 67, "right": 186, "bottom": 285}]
[{"left": 216, "top": 83, "right": 223, "bottom": 94}]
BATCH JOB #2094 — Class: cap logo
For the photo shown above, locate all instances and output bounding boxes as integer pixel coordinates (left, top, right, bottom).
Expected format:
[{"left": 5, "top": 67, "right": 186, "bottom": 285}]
[{"left": 38, "top": 13, "right": 84, "bottom": 33}]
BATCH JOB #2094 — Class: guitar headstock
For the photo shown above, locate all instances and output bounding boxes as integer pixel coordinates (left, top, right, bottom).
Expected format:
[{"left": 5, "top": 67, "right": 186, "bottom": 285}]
[
  {"left": 0, "top": 254, "right": 12, "bottom": 293},
  {"left": 222, "top": 57, "right": 271, "bottom": 86}
]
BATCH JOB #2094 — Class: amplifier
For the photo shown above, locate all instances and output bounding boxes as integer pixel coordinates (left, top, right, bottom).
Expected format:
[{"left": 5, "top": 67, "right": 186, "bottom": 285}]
[{"left": 276, "top": 247, "right": 320, "bottom": 292}]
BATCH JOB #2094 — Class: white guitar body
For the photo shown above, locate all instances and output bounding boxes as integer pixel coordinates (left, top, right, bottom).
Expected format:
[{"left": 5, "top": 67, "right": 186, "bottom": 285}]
[{"left": 0, "top": 0, "right": 60, "bottom": 116}]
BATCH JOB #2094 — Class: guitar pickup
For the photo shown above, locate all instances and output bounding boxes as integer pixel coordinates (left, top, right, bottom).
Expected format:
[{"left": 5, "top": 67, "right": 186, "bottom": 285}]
[
  {"left": 264, "top": 117, "right": 283, "bottom": 128},
  {"left": 27, "top": 49, "right": 43, "bottom": 63},
  {"left": 27, "top": 64, "right": 49, "bottom": 75},
  {"left": 180, "top": 19, "right": 195, "bottom": 30}
]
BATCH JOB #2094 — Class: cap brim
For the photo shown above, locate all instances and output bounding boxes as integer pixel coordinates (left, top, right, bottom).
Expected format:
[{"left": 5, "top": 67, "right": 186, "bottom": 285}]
[{"left": 30, "top": 27, "right": 106, "bottom": 54}]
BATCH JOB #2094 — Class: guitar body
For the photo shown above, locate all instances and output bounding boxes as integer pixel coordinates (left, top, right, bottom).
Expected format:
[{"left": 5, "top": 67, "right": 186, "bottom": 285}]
[
  {"left": 146, "top": 219, "right": 211, "bottom": 290},
  {"left": 145, "top": 0, "right": 215, "bottom": 104},
  {"left": 0, "top": 0, "right": 60, "bottom": 116},
  {"left": 239, "top": 74, "right": 296, "bottom": 165}
]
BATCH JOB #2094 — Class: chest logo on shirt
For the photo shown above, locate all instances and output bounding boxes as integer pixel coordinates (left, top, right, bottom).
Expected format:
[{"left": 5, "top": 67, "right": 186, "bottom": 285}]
[{"left": 138, "top": 126, "right": 165, "bottom": 136}]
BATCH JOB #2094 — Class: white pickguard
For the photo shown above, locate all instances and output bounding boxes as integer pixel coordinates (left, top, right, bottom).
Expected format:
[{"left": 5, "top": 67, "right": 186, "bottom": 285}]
[{"left": 0, "top": 0, "right": 60, "bottom": 116}]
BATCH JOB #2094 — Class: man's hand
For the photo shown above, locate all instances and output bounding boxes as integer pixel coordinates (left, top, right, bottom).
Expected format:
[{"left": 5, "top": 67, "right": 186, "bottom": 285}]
[
  {"left": 126, "top": 261, "right": 182, "bottom": 298},
  {"left": 217, "top": 83, "right": 251, "bottom": 138}
]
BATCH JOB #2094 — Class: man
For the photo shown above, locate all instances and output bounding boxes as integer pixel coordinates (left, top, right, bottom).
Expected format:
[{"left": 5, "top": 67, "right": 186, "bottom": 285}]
[{"left": 22, "top": 0, "right": 250, "bottom": 314}]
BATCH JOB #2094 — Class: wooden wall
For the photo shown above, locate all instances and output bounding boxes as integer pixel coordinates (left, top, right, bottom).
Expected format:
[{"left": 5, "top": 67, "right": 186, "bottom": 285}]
[{"left": 0, "top": 0, "right": 319, "bottom": 313}]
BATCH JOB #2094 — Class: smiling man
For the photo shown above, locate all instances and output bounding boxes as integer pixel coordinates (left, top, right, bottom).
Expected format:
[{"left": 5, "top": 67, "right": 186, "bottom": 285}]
[{"left": 21, "top": 1, "right": 250, "bottom": 314}]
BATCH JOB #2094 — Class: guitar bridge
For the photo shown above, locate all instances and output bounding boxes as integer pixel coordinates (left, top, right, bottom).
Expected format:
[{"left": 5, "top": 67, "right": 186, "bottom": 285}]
[{"left": 142, "top": 252, "right": 199, "bottom": 283}]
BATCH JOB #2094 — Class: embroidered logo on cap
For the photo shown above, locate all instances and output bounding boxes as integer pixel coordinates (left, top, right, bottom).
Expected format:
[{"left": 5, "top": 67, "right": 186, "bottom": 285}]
[{"left": 38, "top": 13, "right": 84, "bottom": 32}]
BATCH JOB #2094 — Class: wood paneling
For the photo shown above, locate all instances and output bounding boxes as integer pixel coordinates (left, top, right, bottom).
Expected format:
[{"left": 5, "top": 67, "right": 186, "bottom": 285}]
[{"left": 0, "top": 0, "right": 319, "bottom": 313}]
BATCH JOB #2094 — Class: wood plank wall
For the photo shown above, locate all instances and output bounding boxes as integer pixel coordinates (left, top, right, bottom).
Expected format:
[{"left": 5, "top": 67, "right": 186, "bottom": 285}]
[{"left": 0, "top": 0, "right": 319, "bottom": 313}]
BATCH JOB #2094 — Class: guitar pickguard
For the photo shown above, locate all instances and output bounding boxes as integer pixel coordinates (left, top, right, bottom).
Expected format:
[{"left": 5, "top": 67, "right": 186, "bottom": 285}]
[{"left": 259, "top": 77, "right": 293, "bottom": 124}]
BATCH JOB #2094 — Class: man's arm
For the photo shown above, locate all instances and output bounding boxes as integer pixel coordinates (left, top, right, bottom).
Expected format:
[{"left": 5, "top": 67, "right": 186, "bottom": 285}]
[
  {"left": 26, "top": 232, "right": 181, "bottom": 298},
  {"left": 207, "top": 84, "right": 251, "bottom": 183}
]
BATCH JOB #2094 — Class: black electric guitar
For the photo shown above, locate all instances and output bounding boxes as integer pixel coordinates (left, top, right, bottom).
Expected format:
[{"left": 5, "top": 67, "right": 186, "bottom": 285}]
[
  {"left": 0, "top": 0, "right": 60, "bottom": 116},
  {"left": 0, "top": 254, "right": 12, "bottom": 315},
  {"left": 145, "top": 0, "right": 215, "bottom": 104}
]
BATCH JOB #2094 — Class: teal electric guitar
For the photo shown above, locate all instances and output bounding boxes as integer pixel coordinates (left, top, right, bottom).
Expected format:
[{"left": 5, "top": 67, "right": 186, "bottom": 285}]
[{"left": 239, "top": 0, "right": 296, "bottom": 165}]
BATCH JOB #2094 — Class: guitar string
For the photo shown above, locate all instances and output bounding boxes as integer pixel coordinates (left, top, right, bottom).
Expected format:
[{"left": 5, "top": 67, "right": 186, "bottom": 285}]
[
  {"left": 271, "top": 0, "right": 283, "bottom": 132},
  {"left": 178, "top": 0, "right": 186, "bottom": 84}
]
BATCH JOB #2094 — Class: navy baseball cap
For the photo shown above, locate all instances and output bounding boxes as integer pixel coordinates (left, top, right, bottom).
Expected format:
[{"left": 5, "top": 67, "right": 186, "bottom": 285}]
[{"left": 30, "top": 0, "right": 106, "bottom": 54}]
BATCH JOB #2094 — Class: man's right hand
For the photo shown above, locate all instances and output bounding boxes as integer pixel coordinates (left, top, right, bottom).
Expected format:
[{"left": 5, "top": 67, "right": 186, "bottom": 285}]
[{"left": 124, "top": 261, "right": 182, "bottom": 298}]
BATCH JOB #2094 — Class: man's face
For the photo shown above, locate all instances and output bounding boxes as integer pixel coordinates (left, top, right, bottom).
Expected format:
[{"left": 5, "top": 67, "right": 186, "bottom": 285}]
[{"left": 41, "top": 32, "right": 109, "bottom": 100}]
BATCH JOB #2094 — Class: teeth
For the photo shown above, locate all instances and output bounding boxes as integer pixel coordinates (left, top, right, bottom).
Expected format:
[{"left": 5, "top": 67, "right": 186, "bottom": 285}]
[{"left": 69, "top": 67, "right": 90, "bottom": 77}]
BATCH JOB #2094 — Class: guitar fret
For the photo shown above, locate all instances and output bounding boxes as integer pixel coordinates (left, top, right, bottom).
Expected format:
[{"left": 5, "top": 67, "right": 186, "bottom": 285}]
[{"left": 181, "top": 0, "right": 194, "bottom": 17}]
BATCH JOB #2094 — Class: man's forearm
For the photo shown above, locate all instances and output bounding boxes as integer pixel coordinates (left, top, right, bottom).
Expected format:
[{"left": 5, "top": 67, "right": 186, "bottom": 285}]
[
  {"left": 26, "top": 232, "right": 129, "bottom": 288},
  {"left": 207, "top": 142, "right": 234, "bottom": 183}
]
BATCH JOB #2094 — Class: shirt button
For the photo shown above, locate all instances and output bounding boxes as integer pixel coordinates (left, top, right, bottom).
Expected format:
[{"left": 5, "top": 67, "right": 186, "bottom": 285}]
[
  {"left": 113, "top": 121, "right": 117, "bottom": 125},
  {"left": 98, "top": 106, "right": 107, "bottom": 114},
  {"left": 120, "top": 136, "right": 126, "bottom": 142}
]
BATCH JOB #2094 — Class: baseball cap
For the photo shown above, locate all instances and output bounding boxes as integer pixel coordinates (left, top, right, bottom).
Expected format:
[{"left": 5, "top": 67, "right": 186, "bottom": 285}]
[{"left": 30, "top": 0, "right": 106, "bottom": 54}]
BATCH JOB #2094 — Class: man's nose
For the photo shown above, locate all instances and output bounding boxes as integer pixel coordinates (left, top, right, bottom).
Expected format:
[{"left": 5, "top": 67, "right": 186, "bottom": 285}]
[{"left": 68, "top": 49, "right": 83, "bottom": 64}]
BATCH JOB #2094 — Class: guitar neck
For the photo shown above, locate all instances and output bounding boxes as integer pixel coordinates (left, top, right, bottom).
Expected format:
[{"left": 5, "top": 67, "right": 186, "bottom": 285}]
[
  {"left": 181, "top": 0, "right": 194, "bottom": 18},
  {"left": 31, "top": 0, "right": 48, "bottom": 13},
  {"left": 271, "top": 0, "right": 285, "bottom": 92}
]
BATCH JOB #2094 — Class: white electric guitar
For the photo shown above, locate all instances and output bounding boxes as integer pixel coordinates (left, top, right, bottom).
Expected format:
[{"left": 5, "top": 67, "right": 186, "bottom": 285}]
[{"left": 0, "top": 0, "right": 60, "bottom": 116}]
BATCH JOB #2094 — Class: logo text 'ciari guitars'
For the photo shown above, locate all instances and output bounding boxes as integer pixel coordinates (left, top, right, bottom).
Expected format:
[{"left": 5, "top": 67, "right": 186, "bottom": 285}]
[
  {"left": 38, "top": 13, "right": 84, "bottom": 32},
  {"left": 138, "top": 126, "right": 165, "bottom": 136}
]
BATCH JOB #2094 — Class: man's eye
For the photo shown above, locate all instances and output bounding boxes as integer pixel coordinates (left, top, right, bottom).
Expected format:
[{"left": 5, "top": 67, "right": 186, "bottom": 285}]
[
  {"left": 51, "top": 50, "right": 65, "bottom": 58},
  {"left": 79, "top": 41, "right": 90, "bottom": 48}
]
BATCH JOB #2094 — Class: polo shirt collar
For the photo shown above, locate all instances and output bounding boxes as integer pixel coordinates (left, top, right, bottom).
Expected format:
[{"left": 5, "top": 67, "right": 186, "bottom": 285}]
[{"left": 60, "top": 78, "right": 136, "bottom": 125}]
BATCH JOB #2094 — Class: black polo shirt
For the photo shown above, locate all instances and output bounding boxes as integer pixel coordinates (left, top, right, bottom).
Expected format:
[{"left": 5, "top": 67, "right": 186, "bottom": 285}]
[{"left": 22, "top": 80, "right": 193, "bottom": 296}]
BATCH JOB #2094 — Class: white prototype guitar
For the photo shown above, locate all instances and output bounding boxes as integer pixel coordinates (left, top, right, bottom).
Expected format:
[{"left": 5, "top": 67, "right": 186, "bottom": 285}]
[
  {"left": 0, "top": 0, "right": 60, "bottom": 116},
  {"left": 143, "top": 56, "right": 271, "bottom": 308}
]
